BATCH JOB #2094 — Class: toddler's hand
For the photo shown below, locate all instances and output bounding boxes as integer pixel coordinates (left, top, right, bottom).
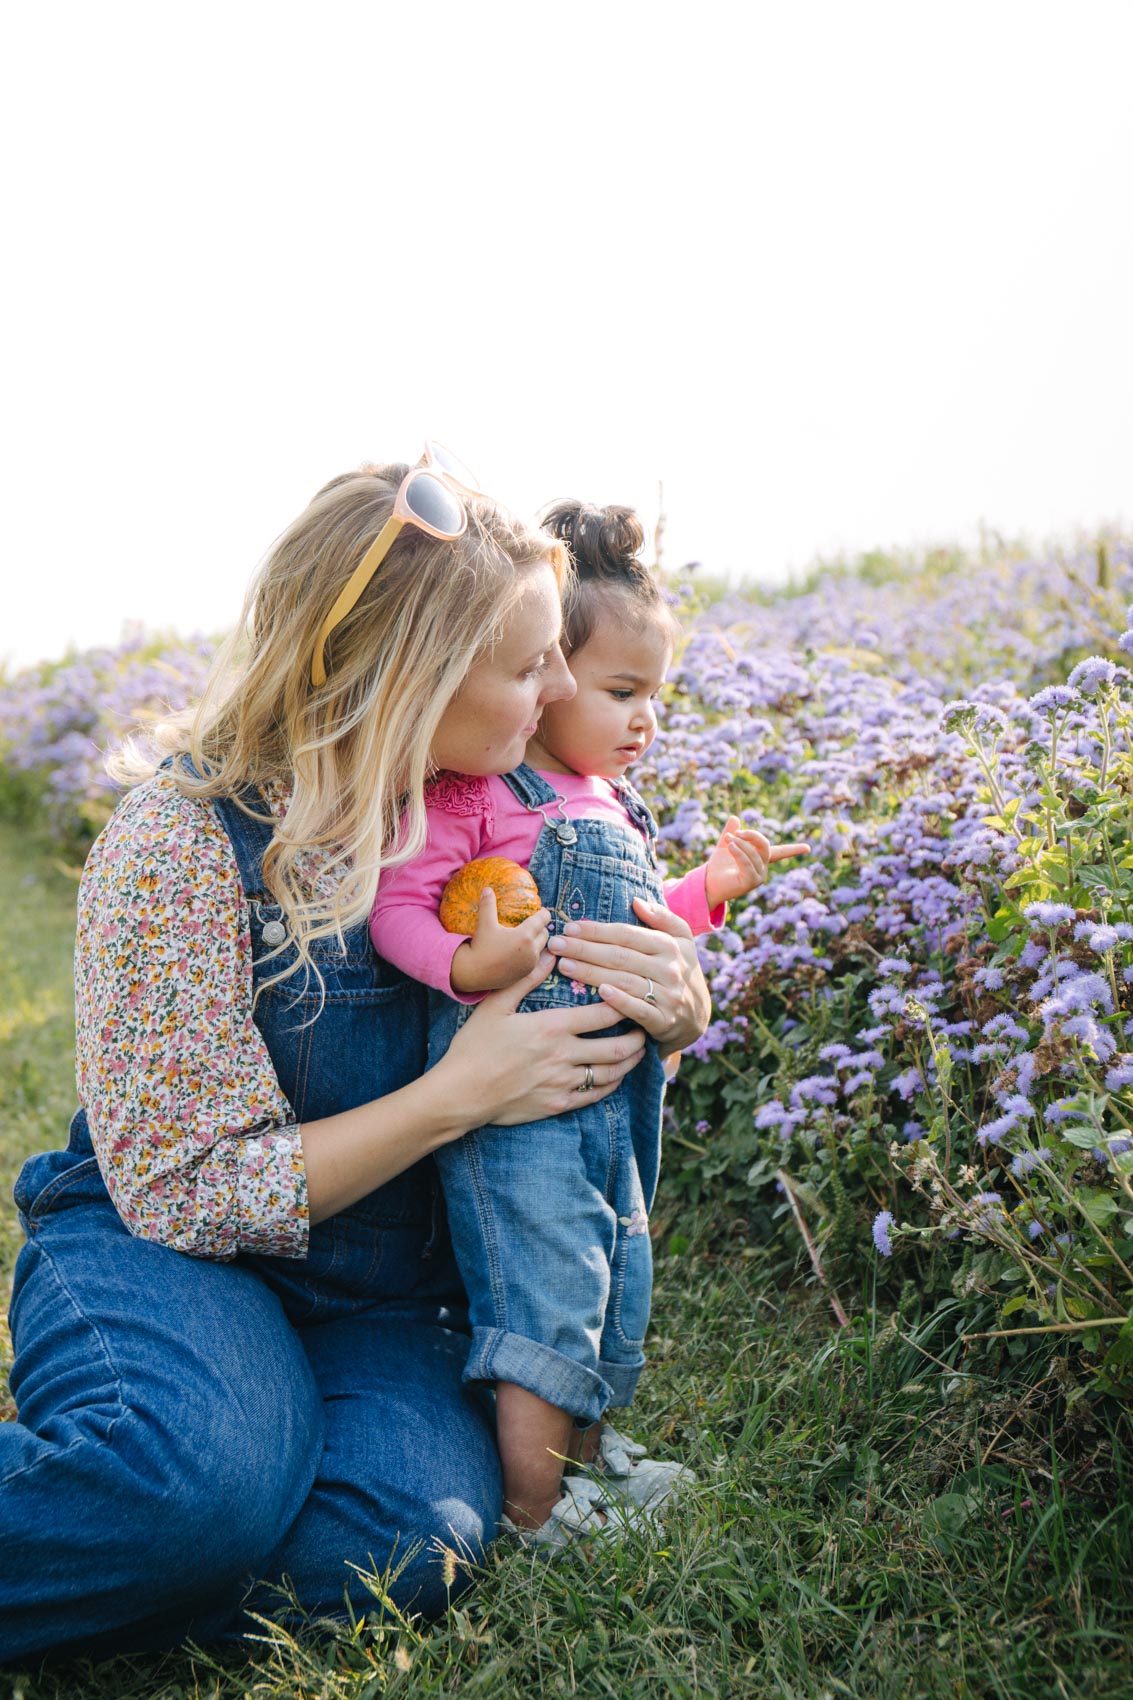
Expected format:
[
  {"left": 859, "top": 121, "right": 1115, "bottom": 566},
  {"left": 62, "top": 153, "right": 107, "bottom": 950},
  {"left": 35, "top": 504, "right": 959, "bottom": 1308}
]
[
  {"left": 704, "top": 816, "right": 810, "bottom": 911},
  {"left": 449, "top": 888, "right": 552, "bottom": 994}
]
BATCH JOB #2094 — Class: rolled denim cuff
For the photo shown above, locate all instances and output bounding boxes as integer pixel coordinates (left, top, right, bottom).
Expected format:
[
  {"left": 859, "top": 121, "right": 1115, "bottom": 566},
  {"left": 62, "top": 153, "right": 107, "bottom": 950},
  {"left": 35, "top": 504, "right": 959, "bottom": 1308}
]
[
  {"left": 464, "top": 1326, "right": 614, "bottom": 1426},
  {"left": 598, "top": 1354, "right": 644, "bottom": 1408}
]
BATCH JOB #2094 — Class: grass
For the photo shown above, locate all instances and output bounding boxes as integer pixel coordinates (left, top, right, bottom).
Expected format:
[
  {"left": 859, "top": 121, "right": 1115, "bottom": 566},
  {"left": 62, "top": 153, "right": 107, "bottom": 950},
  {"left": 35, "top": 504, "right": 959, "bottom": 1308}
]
[{"left": 3, "top": 820, "right": 1133, "bottom": 1700}]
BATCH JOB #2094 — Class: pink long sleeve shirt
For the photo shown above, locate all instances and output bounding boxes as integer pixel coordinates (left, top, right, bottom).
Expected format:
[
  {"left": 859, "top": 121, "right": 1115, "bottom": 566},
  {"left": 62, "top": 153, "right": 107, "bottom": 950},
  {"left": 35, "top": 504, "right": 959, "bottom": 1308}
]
[{"left": 370, "top": 768, "right": 723, "bottom": 999}]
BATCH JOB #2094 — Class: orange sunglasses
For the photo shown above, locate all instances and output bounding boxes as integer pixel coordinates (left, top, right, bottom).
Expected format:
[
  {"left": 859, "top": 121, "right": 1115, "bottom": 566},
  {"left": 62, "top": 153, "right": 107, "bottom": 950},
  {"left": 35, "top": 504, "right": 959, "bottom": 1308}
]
[{"left": 310, "top": 441, "right": 481, "bottom": 687}]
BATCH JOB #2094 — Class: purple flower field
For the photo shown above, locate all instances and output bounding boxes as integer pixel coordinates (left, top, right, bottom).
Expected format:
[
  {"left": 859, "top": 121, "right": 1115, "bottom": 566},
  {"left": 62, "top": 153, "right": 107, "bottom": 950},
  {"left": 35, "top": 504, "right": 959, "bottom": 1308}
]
[{"left": 4, "top": 540, "right": 1133, "bottom": 1384}]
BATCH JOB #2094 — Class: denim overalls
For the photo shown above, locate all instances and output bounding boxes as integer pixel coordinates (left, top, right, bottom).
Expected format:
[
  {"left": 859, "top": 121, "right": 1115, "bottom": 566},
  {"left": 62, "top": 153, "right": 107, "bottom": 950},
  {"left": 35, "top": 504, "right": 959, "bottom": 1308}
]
[
  {"left": 429, "top": 763, "right": 667, "bottom": 1427},
  {"left": 1, "top": 774, "right": 498, "bottom": 1664}
]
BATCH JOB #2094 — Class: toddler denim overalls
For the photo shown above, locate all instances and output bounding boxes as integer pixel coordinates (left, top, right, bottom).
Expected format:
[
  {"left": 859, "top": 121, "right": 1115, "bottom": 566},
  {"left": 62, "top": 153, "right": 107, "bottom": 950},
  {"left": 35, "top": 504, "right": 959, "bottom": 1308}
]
[
  {"left": 1, "top": 775, "right": 498, "bottom": 1665},
  {"left": 429, "top": 763, "right": 667, "bottom": 1426}
]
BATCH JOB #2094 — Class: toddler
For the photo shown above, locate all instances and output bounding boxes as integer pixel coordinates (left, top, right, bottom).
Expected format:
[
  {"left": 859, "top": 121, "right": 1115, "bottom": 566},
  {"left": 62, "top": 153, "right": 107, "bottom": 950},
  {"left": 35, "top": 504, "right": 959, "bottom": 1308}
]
[{"left": 371, "top": 501, "right": 806, "bottom": 1542}]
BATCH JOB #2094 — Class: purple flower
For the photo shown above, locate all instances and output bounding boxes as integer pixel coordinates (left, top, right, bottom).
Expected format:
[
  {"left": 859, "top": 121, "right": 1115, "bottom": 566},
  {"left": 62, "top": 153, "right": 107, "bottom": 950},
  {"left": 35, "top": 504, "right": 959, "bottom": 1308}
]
[
  {"left": 754, "top": 1101, "right": 788, "bottom": 1129},
  {"left": 892, "top": 1066, "right": 923, "bottom": 1102},
  {"left": 1023, "top": 901, "right": 1076, "bottom": 928},
  {"left": 1010, "top": 1147, "right": 1052, "bottom": 1178},
  {"left": 1029, "top": 685, "right": 1082, "bottom": 713},
  {"left": 1067, "top": 655, "right": 1118, "bottom": 695},
  {"left": 872, "top": 1211, "right": 895, "bottom": 1257},
  {"left": 1104, "top": 1059, "right": 1133, "bottom": 1092}
]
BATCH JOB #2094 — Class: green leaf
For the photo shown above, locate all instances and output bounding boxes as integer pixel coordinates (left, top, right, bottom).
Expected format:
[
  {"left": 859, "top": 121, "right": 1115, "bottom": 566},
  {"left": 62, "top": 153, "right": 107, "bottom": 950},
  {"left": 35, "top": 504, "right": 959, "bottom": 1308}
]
[
  {"left": 1078, "top": 1188, "right": 1120, "bottom": 1225},
  {"left": 1058, "top": 1126, "right": 1104, "bottom": 1149},
  {"left": 1078, "top": 864, "right": 1121, "bottom": 895},
  {"left": 923, "top": 1492, "right": 973, "bottom": 1552},
  {"left": 1102, "top": 1315, "right": 1133, "bottom": 1373}
]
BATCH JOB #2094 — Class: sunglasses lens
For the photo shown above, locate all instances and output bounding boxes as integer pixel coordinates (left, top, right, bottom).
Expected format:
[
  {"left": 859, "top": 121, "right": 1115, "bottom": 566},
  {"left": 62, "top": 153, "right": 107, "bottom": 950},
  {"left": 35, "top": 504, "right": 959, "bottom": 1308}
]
[
  {"left": 405, "top": 471, "right": 464, "bottom": 533},
  {"left": 426, "top": 441, "right": 481, "bottom": 492}
]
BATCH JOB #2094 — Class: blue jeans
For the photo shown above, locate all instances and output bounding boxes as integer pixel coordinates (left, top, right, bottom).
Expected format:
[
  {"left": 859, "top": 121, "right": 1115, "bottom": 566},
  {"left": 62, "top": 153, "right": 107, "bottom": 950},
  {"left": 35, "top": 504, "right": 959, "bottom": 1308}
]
[
  {"left": 430, "top": 764, "right": 667, "bottom": 1426},
  {"left": 0, "top": 780, "right": 501, "bottom": 1666},
  {"left": 2, "top": 1155, "right": 498, "bottom": 1664}
]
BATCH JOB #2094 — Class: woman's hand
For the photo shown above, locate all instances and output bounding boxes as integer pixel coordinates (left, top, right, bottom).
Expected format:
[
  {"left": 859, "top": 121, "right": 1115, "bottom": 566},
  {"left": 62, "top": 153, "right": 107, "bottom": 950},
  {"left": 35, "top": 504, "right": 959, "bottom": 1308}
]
[
  {"left": 439, "top": 953, "right": 647, "bottom": 1127},
  {"left": 546, "top": 899, "right": 711, "bottom": 1052}
]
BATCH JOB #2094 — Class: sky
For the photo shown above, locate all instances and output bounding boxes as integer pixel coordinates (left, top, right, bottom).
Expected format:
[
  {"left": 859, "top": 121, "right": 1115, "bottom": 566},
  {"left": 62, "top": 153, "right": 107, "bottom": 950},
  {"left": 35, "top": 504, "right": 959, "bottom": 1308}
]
[{"left": 2, "top": 0, "right": 1131, "bottom": 671}]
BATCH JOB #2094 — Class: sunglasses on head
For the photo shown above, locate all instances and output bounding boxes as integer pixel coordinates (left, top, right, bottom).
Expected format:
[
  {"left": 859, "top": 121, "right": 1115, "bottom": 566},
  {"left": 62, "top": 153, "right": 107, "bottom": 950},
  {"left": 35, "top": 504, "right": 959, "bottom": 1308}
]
[{"left": 310, "top": 441, "right": 481, "bottom": 688}]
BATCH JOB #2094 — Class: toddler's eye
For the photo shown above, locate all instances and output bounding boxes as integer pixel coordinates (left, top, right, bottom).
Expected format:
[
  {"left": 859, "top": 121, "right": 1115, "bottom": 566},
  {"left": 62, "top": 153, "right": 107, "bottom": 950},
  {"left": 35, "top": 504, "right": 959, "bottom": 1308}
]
[{"left": 610, "top": 688, "right": 633, "bottom": 701}]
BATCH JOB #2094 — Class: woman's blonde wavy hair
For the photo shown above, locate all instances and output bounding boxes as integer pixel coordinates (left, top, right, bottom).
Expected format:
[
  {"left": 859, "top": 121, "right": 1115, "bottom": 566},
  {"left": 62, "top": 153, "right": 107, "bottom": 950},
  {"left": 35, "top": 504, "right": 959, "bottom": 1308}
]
[{"left": 112, "top": 462, "right": 567, "bottom": 990}]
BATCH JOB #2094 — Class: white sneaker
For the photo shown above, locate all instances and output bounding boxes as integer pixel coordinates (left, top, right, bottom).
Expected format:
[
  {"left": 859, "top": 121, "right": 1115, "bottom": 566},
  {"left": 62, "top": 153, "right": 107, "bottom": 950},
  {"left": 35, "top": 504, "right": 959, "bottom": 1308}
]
[
  {"left": 500, "top": 1475, "right": 659, "bottom": 1552},
  {"left": 580, "top": 1423, "right": 696, "bottom": 1512}
]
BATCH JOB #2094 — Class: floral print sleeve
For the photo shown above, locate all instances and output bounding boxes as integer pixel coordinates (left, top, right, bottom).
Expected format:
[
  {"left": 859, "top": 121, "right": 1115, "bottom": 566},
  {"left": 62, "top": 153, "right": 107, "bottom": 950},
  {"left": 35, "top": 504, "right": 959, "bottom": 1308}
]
[{"left": 75, "top": 774, "right": 308, "bottom": 1260}]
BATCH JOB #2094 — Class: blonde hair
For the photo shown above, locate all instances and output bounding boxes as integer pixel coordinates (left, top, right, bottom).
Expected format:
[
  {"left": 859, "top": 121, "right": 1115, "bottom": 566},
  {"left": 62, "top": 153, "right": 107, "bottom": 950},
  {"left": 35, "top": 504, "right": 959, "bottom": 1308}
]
[{"left": 113, "top": 463, "right": 567, "bottom": 988}]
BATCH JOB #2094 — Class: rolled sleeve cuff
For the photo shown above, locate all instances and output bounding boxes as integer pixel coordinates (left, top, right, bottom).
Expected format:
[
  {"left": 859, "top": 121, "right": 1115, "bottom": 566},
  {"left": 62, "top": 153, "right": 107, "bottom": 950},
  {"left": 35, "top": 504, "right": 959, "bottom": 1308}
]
[
  {"left": 232, "top": 1124, "right": 309, "bottom": 1257},
  {"left": 665, "top": 865, "right": 725, "bottom": 936}
]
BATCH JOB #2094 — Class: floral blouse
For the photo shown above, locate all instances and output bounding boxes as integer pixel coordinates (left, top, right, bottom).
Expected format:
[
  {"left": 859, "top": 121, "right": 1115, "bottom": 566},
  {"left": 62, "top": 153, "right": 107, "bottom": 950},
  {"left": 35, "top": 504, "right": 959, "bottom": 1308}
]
[{"left": 75, "top": 771, "right": 309, "bottom": 1260}]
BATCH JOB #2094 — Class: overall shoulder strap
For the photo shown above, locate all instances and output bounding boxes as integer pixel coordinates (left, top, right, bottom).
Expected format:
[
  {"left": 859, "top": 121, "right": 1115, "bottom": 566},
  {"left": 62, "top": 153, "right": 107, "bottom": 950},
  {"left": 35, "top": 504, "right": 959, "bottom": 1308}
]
[
  {"left": 499, "top": 762, "right": 562, "bottom": 809},
  {"left": 614, "top": 776, "right": 660, "bottom": 844}
]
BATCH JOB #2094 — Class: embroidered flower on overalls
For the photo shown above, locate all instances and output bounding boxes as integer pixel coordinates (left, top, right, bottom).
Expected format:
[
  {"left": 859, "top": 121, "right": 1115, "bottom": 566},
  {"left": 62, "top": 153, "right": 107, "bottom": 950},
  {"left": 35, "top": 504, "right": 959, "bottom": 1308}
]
[
  {"left": 619, "top": 1209, "right": 649, "bottom": 1237},
  {"left": 569, "top": 979, "right": 587, "bottom": 998}
]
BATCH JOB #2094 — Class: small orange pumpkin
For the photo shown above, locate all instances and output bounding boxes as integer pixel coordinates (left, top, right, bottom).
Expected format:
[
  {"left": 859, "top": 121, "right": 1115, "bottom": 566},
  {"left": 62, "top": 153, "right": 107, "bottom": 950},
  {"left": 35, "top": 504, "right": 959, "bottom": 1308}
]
[{"left": 439, "top": 857, "right": 542, "bottom": 933}]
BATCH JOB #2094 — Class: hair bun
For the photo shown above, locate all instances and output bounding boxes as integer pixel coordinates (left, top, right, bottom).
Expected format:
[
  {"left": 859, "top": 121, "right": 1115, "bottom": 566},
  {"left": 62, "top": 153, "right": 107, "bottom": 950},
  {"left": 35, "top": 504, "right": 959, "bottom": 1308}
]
[{"left": 541, "top": 500, "right": 646, "bottom": 581}]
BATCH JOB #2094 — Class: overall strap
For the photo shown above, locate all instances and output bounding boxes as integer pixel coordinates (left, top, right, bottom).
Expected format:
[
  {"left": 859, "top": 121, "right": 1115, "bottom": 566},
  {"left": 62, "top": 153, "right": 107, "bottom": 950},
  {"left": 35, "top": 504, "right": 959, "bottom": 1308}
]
[
  {"left": 499, "top": 762, "right": 562, "bottom": 809},
  {"left": 500, "top": 762, "right": 580, "bottom": 849},
  {"left": 613, "top": 776, "right": 660, "bottom": 846}
]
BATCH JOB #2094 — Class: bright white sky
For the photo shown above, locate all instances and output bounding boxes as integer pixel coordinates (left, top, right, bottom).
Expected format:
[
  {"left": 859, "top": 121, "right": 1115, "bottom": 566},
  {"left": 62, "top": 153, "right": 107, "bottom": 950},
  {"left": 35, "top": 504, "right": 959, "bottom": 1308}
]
[{"left": 2, "top": 0, "right": 1130, "bottom": 671}]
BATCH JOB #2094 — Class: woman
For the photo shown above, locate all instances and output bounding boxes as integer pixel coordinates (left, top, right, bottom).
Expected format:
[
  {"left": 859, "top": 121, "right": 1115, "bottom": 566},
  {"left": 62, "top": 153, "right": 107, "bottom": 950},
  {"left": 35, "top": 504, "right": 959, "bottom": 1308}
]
[{"left": 0, "top": 451, "right": 711, "bottom": 1664}]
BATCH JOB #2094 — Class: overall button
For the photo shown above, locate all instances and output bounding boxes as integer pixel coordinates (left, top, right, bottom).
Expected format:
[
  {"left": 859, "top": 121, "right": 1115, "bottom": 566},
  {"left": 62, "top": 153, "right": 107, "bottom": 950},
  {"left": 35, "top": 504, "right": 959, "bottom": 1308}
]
[{"left": 262, "top": 920, "right": 287, "bottom": 945}]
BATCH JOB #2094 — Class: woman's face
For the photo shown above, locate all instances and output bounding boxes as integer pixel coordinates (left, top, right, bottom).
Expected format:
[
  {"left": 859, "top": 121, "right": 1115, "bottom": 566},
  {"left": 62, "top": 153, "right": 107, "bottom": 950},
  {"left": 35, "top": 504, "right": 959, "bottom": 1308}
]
[{"left": 430, "top": 561, "right": 575, "bottom": 776}]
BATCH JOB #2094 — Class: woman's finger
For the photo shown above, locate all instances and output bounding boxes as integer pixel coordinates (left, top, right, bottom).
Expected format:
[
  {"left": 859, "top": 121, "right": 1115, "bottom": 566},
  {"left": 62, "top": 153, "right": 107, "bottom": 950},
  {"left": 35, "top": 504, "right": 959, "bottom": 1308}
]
[{"left": 590, "top": 980, "right": 670, "bottom": 1039}]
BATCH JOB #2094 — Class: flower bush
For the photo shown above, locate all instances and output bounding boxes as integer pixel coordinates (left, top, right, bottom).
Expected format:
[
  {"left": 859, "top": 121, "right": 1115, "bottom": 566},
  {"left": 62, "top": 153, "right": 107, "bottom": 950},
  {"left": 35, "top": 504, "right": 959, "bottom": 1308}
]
[
  {"left": 0, "top": 627, "right": 215, "bottom": 855},
  {"left": 4, "top": 539, "right": 1133, "bottom": 1389},
  {"left": 641, "top": 539, "right": 1133, "bottom": 1391}
]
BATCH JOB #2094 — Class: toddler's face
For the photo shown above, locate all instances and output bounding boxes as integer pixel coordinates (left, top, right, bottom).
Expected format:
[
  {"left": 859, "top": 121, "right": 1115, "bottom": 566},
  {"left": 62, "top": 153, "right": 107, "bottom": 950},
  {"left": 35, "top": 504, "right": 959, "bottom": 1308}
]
[{"left": 527, "top": 609, "right": 672, "bottom": 779}]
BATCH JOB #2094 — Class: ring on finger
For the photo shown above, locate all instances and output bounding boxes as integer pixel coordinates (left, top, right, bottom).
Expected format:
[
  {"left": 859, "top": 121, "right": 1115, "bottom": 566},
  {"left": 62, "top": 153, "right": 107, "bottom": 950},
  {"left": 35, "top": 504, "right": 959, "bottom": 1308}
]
[
  {"left": 643, "top": 977, "right": 659, "bottom": 1005},
  {"left": 577, "top": 1063, "right": 596, "bottom": 1093}
]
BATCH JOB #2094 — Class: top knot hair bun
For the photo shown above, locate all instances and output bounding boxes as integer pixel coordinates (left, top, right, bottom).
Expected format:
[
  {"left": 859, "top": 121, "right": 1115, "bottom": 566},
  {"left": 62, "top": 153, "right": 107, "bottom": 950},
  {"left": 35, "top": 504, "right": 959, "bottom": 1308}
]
[
  {"left": 541, "top": 501, "right": 646, "bottom": 581},
  {"left": 540, "top": 499, "right": 673, "bottom": 657}
]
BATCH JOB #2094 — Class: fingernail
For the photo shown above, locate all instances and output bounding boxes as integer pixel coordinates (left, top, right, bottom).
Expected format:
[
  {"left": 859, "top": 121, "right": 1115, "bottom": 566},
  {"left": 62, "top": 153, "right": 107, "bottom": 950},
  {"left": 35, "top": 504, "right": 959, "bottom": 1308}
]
[{"left": 563, "top": 921, "right": 580, "bottom": 936}]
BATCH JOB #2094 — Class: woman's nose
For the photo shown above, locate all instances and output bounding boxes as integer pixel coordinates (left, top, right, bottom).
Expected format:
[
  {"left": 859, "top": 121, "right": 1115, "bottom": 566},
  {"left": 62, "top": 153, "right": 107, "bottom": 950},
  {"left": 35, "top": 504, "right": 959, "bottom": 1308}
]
[{"left": 539, "top": 645, "right": 576, "bottom": 707}]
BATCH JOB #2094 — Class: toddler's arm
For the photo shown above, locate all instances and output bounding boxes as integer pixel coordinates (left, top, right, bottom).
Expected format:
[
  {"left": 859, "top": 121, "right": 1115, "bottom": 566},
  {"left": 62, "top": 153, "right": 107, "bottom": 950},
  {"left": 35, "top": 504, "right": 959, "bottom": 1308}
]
[
  {"left": 695, "top": 816, "right": 811, "bottom": 915},
  {"left": 370, "top": 804, "right": 488, "bottom": 1001},
  {"left": 371, "top": 789, "right": 550, "bottom": 1000}
]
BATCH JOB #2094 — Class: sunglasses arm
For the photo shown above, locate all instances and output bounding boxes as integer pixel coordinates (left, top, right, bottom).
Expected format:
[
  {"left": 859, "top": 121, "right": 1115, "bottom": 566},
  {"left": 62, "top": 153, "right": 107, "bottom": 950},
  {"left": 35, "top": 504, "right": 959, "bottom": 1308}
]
[{"left": 310, "top": 514, "right": 403, "bottom": 687}]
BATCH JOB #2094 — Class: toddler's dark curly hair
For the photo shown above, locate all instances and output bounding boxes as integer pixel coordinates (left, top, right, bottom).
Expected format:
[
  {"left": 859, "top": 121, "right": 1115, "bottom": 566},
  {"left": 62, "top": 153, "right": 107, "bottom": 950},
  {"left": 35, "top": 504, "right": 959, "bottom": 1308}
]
[{"left": 540, "top": 500, "right": 676, "bottom": 656}]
